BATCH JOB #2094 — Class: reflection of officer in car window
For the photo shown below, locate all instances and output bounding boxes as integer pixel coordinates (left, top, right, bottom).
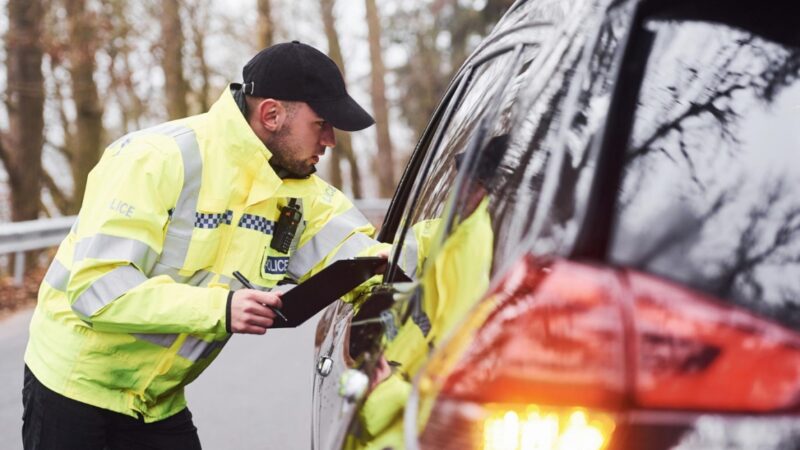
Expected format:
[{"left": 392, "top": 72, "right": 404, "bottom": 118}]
[
  {"left": 346, "top": 136, "right": 507, "bottom": 450},
  {"left": 397, "top": 134, "right": 508, "bottom": 281},
  {"left": 454, "top": 133, "right": 508, "bottom": 218}
]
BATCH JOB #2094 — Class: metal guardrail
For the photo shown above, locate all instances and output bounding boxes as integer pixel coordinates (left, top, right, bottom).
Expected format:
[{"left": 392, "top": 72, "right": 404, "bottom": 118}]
[{"left": 0, "top": 199, "right": 390, "bottom": 286}]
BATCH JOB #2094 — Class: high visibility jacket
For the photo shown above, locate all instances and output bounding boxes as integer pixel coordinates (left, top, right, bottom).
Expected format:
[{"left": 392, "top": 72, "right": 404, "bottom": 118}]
[
  {"left": 348, "top": 198, "right": 493, "bottom": 449},
  {"left": 25, "top": 86, "right": 379, "bottom": 422}
]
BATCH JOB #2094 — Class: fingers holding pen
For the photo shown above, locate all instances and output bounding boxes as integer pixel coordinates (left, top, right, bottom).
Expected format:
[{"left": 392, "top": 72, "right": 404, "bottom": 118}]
[{"left": 230, "top": 289, "right": 284, "bottom": 334}]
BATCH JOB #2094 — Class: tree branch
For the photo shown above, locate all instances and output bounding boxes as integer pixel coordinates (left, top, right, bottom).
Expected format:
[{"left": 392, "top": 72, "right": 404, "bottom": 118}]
[{"left": 40, "top": 167, "right": 73, "bottom": 215}]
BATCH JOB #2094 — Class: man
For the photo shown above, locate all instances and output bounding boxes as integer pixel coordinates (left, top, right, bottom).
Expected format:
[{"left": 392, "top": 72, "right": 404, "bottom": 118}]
[{"left": 23, "top": 41, "right": 380, "bottom": 449}]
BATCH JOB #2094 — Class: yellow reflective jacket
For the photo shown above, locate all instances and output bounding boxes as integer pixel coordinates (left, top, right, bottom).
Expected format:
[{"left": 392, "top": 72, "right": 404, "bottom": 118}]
[
  {"left": 348, "top": 198, "right": 494, "bottom": 449},
  {"left": 25, "top": 86, "right": 379, "bottom": 422}
]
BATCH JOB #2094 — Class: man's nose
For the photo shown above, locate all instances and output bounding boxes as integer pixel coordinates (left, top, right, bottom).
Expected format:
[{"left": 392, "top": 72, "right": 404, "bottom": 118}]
[{"left": 320, "top": 124, "right": 336, "bottom": 147}]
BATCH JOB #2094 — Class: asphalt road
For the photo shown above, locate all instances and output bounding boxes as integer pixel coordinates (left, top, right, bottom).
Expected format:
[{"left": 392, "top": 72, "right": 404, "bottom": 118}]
[{"left": 0, "top": 307, "right": 320, "bottom": 450}]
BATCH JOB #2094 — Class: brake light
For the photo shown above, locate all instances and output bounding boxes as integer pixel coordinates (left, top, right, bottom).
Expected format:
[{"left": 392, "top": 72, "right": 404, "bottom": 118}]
[
  {"left": 482, "top": 406, "right": 614, "bottom": 450},
  {"left": 410, "top": 257, "right": 627, "bottom": 450},
  {"left": 407, "top": 255, "right": 800, "bottom": 449}
]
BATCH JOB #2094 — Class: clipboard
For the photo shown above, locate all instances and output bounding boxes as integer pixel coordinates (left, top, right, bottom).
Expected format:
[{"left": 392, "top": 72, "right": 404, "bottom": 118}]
[{"left": 270, "top": 256, "right": 411, "bottom": 328}]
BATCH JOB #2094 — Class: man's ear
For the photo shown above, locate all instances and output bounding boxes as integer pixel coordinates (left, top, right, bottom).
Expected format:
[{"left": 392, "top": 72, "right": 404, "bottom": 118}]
[{"left": 257, "top": 99, "right": 285, "bottom": 132}]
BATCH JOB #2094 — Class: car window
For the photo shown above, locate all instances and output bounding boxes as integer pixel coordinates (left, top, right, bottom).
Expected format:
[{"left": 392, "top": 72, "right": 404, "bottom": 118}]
[
  {"left": 390, "top": 44, "right": 542, "bottom": 279},
  {"left": 495, "top": 3, "right": 634, "bottom": 269},
  {"left": 608, "top": 19, "right": 800, "bottom": 328}
]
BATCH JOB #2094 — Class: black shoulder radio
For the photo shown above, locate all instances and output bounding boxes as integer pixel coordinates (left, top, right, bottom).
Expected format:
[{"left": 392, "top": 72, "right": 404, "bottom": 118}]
[{"left": 271, "top": 198, "right": 302, "bottom": 254}]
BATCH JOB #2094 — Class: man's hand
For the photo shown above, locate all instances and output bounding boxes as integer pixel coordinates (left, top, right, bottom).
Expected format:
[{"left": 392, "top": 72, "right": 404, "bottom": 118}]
[{"left": 230, "top": 289, "right": 283, "bottom": 334}]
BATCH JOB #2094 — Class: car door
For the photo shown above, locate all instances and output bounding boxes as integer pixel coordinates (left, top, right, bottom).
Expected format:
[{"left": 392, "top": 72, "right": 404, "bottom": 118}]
[
  {"left": 308, "top": 4, "right": 628, "bottom": 450},
  {"left": 309, "top": 13, "right": 559, "bottom": 450}
]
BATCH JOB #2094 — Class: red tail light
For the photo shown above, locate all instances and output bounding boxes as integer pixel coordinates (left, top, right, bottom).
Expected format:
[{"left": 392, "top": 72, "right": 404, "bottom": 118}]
[
  {"left": 437, "top": 258, "right": 629, "bottom": 409},
  {"left": 409, "top": 255, "right": 800, "bottom": 449},
  {"left": 627, "top": 271, "right": 800, "bottom": 412}
]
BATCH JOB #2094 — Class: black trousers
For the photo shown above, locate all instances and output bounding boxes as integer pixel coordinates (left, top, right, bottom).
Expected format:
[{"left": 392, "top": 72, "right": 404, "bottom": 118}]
[{"left": 22, "top": 366, "right": 202, "bottom": 450}]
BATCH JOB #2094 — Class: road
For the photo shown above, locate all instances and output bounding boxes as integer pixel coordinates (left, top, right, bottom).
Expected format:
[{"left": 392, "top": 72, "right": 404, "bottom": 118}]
[{"left": 0, "top": 307, "right": 321, "bottom": 450}]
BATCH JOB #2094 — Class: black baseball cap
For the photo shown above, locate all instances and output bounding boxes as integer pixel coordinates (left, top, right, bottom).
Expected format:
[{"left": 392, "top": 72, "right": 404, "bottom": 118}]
[{"left": 242, "top": 41, "right": 375, "bottom": 132}]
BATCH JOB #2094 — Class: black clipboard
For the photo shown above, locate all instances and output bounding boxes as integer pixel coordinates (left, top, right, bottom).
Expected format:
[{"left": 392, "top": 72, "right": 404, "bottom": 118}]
[{"left": 271, "top": 256, "right": 410, "bottom": 328}]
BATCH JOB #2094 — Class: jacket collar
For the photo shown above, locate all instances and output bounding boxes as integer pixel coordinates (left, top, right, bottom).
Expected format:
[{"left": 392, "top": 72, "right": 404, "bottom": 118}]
[
  {"left": 206, "top": 86, "right": 284, "bottom": 206},
  {"left": 229, "top": 83, "right": 313, "bottom": 180}
]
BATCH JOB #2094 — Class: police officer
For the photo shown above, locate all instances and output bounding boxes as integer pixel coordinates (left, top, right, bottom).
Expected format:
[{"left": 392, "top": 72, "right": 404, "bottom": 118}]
[{"left": 23, "top": 41, "right": 380, "bottom": 449}]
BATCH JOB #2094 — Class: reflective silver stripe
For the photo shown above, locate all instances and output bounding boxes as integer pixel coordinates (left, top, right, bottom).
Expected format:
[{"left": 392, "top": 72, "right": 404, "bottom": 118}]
[
  {"left": 217, "top": 274, "right": 233, "bottom": 287},
  {"left": 400, "top": 230, "right": 420, "bottom": 280},
  {"left": 72, "top": 265, "right": 148, "bottom": 318},
  {"left": 157, "top": 128, "right": 203, "bottom": 269},
  {"left": 150, "top": 264, "right": 216, "bottom": 287},
  {"left": 332, "top": 233, "right": 380, "bottom": 261},
  {"left": 288, "top": 207, "right": 371, "bottom": 279},
  {"left": 44, "top": 259, "right": 70, "bottom": 291},
  {"left": 177, "top": 336, "right": 210, "bottom": 361},
  {"left": 73, "top": 234, "right": 159, "bottom": 274},
  {"left": 108, "top": 122, "right": 190, "bottom": 150},
  {"left": 178, "top": 335, "right": 229, "bottom": 362},
  {"left": 134, "top": 333, "right": 179, "bottom": 348},
  {"left": 131, "top": 333, "right": 228, "bottom": 361}
]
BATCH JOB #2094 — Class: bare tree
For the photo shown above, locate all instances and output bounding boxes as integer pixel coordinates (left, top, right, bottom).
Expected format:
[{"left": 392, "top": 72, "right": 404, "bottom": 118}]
[
  {"left": 319, "top": 0, "right": 362, "bottom": 198},
  {"left": 365, "top": 0, "right": 395, "bottom": 197},
  {"left": 627, "top": 40, "right": 800, "bottom": 169},
  {"left": 63, "top": 0, "right": 104, "bottom": 213},
  {"left": 389, "top": 9, "right": 446, "bottom": 139},
  {"left": 389, "top": 0, "right": 512, "bottom": 138},
  {"left": 104, "top": 0, "right": 148, "bottom": 134},
  {"left": 712, "top": 182, "right": 800, "bottom": 303},
  {"left": 257, "top": 0, "right": 274, "bottom": 49},
  {"left": 2, "top": 0, "right": 45, "bottom": 224},
  {"left": 185, "top": 0, "right": 212, "bottom": 113},
  {"left": 161, "top": 0, "right": 190, "bottom": 119}
]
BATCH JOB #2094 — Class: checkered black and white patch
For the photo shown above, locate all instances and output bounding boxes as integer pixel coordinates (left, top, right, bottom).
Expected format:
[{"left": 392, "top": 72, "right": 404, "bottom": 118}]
[
  {"left": 194, "top": 210, "right": 233, "bottom": 229},
  {"left": 238, "top": 213, "right": 274, "bottom": 235}
]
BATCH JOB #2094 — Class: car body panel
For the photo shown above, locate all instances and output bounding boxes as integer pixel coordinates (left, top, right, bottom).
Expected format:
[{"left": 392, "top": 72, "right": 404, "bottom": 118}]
[{"left": 311, "top": 0, "right": 800, "bottom": 448}]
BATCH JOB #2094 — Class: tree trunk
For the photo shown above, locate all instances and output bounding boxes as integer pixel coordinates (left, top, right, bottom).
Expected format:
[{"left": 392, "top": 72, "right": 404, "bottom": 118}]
[
  {"left": 365, "top": 0, "right": 395, "bottom": 197},
  {"left": 65, "top": 0, "right": 104, "bottom": 212},
  {"left": 330, "top": 144, "right": 343, "bottom": 189},
  {"left": 161, "top": 0, "right": 189, "bottom": 119},
  {"left": 257, "top": 0, "right": 274, "bottom": 49},
  {"left": 319, "top": 0, "right": 362, "bottom": 198},
  {"left": 4, "top": 0, "right": 45, "bottom": 223},
  {"left": 186, "top": 0, "right": 211, "bottom": 112},
  {"left": 336, "top": 130, "right": 362, "bottom": 198}
]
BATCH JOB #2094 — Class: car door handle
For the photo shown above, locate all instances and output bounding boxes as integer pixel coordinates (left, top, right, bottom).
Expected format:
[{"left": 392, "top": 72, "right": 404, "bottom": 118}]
[{"left": 316, "top": 355, "right": 333, "bottom": 377}]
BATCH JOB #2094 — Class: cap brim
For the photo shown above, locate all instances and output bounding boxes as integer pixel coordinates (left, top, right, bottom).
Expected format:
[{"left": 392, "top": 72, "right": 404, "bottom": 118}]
[{"left": 308, "top": 95, "right": 375, "bottom": 132}]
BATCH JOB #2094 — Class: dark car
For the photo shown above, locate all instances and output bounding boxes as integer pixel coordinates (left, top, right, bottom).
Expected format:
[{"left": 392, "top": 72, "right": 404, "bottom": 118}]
[{"left": 312, "top": 0, "right": 800, "bottom": 449}]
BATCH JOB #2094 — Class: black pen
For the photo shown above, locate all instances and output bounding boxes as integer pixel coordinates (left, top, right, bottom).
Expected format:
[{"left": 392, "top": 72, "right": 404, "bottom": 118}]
[{"left": 232, "top": 271, "right": 289, "bottom": 322}]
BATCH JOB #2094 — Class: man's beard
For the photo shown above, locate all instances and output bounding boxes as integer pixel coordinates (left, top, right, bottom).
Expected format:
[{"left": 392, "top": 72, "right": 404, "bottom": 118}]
[{"left": 265, "top": 128, "right": 315, "bottom": 176}]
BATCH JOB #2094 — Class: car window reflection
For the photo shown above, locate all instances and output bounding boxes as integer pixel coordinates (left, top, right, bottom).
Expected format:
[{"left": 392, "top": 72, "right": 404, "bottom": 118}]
[{"left": 610, "top": 20, "right": 800, "bottom": 328}]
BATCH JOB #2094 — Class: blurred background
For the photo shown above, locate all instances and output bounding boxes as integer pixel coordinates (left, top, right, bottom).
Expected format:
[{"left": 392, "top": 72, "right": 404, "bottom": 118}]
[{"left": 0, "top": 0, "right": 514, "bottom": 312}]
